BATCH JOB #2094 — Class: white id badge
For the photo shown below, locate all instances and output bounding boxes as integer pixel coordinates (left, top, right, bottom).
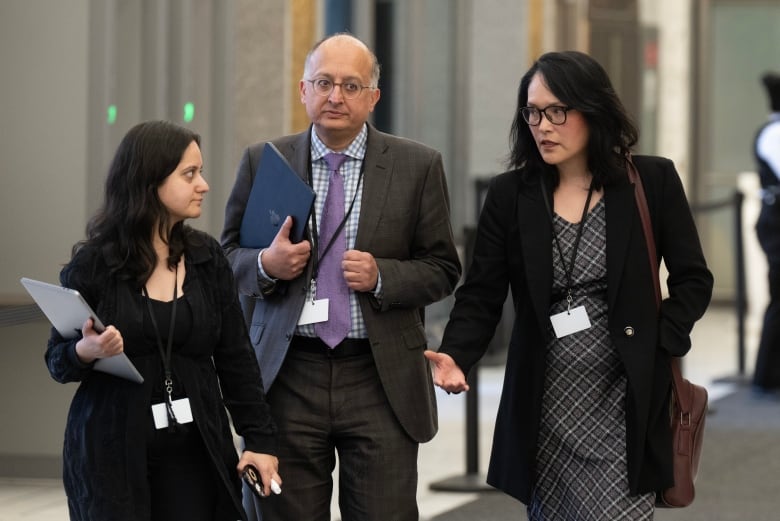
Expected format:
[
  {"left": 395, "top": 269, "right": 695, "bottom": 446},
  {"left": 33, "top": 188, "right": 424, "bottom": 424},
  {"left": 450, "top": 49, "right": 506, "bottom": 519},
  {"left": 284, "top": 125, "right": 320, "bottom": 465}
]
[
  {"left": 297, "top": 298, "right": 329, "bottom": 325},
  {"left": 152, "top": 397, "right": 194, "bottom": 430},
  {"left": 550, "top": 305, "right": 592, "bottom": 338}
]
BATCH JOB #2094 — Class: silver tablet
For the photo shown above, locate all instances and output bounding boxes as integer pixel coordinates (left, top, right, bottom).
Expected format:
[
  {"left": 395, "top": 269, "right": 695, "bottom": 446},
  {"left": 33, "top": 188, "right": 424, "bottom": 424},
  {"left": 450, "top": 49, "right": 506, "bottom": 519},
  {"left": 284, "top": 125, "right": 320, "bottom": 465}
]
[{"left": 20, "top": 277, "right": 144, "bottom": 383}]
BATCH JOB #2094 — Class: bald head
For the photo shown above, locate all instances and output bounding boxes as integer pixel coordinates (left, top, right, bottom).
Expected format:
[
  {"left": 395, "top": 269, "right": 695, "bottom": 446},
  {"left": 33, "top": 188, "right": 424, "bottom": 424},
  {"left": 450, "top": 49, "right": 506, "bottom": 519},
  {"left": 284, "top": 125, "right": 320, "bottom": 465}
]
[
  {"left": 304, "top": 33, "right": 381, "bottom": 88},
  {"left": 299, "top": 32, "right": 382, "bottom": 150}
]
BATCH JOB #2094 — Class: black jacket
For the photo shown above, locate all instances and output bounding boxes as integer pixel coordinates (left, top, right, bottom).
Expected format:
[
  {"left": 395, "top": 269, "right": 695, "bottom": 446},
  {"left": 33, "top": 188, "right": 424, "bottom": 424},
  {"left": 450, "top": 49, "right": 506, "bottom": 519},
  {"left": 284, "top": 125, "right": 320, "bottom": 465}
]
[
  {"left": 439, "top": 155, "right": 713, "bottom": 503},
  {"left": 45, "top": 229, "right": 275, "bottom": 520}
]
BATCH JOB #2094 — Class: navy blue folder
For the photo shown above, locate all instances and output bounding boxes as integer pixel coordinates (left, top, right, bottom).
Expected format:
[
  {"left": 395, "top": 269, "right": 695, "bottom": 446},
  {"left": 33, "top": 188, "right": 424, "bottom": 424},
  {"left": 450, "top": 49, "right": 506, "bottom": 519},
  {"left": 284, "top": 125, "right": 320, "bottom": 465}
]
[{"left": 239, "top": 143, "right": 315, "bottom": 248}]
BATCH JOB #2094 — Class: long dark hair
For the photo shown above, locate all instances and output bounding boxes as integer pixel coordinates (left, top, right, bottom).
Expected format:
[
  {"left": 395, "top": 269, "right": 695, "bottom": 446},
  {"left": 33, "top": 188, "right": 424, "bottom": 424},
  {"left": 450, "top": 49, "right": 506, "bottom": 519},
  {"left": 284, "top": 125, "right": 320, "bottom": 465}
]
[
  {"left": 75, "top": 120, "right": 201, "bottom": 286},
  {"left": 507, "top": 51, "right": 638, "bottom": 189}
]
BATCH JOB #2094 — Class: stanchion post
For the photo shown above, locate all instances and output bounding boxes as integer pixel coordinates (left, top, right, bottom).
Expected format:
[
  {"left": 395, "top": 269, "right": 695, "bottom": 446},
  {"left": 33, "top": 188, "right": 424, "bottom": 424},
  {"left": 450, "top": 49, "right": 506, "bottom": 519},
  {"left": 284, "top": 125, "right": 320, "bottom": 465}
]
[
  {"left": 700, "top": 190, "right": 750, "bottom": 386},
  {"left": 465, "top": 365, "right": 479, "bottom": 474},
  {"left": 733, "top": 190, "right": 747, "bottom": 377}
]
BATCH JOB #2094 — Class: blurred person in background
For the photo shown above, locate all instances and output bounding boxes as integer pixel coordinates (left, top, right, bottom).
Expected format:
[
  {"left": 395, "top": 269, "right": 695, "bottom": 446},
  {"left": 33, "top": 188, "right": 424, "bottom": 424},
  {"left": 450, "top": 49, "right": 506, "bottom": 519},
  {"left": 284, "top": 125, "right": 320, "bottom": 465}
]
[{"left": 752, "top": 72, "right": 780, "bottom": 399}]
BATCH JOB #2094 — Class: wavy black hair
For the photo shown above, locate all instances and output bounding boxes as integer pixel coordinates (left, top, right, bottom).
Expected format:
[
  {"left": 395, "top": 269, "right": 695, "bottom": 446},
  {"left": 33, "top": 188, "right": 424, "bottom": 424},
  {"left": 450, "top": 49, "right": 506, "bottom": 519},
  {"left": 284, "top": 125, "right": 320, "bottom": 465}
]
[
  {"left": 74, "top": 120, "right": 201, "bottom": 286},
  {"left": 507, "top": 51, "right": 638, "bottom": 189}
]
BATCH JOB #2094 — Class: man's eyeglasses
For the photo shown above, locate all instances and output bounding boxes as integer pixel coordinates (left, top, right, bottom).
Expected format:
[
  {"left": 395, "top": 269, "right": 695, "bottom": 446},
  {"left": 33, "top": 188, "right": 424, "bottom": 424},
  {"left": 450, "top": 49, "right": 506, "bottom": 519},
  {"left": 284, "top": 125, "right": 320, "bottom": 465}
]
[
  {"left": 305, "top": 78, "right": 374, "bottom": 100},
  {"left": 520, "top": 105, "right": 572, "bottom": 126}
]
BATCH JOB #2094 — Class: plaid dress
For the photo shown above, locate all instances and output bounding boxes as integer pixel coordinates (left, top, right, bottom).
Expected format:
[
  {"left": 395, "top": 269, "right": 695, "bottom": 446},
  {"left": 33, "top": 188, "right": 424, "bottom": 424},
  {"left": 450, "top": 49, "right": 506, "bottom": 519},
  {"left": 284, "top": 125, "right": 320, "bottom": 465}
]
[{"left": 528, "top": 199, "right": 655, "bottom": 520}]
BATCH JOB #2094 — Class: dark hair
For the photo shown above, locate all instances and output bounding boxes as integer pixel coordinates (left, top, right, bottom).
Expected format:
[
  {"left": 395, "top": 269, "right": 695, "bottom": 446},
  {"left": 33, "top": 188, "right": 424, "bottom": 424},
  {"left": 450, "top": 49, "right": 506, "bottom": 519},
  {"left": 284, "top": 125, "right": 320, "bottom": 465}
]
[
  {"left": 507, "top": 51, "right": 638, "bottom": 189},
  {"left": 75, "top": 120, "right": 201, "bottom": 286},
  {"left": 762, "top": 72, "right": 780, "bottom": 112}
]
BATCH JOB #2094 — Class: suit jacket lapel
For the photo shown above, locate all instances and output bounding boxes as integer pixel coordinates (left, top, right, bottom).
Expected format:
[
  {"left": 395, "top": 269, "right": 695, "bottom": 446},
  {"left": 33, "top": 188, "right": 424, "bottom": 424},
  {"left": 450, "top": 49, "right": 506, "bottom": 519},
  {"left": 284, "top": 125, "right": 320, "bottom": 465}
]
[
  {"left": 279, "top": 130, "right": 312, "bottom": 184},
  {"left": 518, "top": 180, "right": 636, "bottom": 335},
  {"left": 605, "top": 182, "right": 635, "bottom": 313},
  {"left": 355, "top": 126, "right": 391, "bottom": 250},
  {"left": 518, "top": 182, "right": 554, "bottom": 332}
]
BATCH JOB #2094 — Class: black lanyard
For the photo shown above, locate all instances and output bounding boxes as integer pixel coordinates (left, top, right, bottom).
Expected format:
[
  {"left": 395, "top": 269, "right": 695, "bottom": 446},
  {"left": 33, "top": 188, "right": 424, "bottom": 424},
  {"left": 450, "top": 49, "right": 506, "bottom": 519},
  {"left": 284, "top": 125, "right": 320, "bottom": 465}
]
[
  {"left": 540, "top": 178, "right": 595, "bottom": 311},
  {"left": 307, "top": 157, "right": 365, "bottom": 281},
  {"left": 143, "top": 265, "right": 179, "bottom": 431}
]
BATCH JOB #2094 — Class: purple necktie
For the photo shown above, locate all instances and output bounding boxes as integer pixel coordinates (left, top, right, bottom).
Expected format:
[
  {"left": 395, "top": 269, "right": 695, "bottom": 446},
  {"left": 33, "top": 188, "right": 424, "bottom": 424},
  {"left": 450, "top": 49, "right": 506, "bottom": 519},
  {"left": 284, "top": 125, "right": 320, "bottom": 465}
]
[{"left": 315, "top": 152, "right": 351, "bottom": 348}]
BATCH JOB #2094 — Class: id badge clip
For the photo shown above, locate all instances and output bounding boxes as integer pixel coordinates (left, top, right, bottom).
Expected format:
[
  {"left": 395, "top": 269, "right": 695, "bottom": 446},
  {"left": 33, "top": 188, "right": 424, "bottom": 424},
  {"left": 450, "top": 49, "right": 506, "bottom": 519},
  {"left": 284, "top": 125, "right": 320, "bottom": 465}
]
[
  {"left": 550, "top": 304, "right": 592, "bottom": 339},
  {"left": 297, "top": 279, "right": 329, "bottom": 325},
  {"left": 152, "top": 397, "right": 193, "bottom": 430}
]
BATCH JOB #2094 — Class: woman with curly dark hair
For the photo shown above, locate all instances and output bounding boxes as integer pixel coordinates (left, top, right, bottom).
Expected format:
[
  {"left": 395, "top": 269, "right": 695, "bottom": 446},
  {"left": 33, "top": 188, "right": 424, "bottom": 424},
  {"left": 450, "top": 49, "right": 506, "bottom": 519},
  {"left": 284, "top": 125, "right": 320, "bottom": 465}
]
[
  {"left": 45, "top": 120, "right": 280, "bottom": 520},
  {"left": 427, "top": 51, "right": 713, "bottom": 520}
]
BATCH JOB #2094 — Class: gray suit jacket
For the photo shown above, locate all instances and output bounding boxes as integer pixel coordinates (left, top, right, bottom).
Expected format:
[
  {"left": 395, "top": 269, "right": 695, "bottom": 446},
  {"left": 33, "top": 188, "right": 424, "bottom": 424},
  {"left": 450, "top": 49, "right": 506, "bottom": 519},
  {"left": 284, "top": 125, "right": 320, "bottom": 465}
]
[{"left": 221, "top": 125, "right": 461, "bottom": 442}]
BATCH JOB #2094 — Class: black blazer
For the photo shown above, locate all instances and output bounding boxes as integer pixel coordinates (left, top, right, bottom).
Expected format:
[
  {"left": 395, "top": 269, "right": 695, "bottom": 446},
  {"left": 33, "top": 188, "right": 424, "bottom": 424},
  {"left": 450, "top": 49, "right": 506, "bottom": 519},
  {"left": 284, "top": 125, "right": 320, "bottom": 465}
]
[
  {"left": 439, "top": 155, "right": 713, "bottom": 502},
  {"left": 45, "top": 230, "right": 275, "bottom": 521}
]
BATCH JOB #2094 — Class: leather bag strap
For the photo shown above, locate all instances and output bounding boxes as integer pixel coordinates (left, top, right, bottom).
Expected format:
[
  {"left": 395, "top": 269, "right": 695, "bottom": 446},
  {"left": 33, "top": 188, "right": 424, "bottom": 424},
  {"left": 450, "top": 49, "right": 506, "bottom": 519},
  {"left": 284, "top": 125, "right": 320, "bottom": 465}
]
[{"left": 625, "top": 156, "right": 689, "bottom": 411}]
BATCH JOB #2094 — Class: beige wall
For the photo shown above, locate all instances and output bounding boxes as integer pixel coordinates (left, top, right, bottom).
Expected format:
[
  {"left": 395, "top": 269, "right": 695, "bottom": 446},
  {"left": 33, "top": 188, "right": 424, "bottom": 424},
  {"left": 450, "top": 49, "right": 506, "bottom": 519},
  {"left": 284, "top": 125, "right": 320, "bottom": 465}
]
[
  {"left": 0, "top": 0, "right": 90, "bottom": 301},
  {"left": 0, "top": 321, "right": 73, "bottom": 476}
]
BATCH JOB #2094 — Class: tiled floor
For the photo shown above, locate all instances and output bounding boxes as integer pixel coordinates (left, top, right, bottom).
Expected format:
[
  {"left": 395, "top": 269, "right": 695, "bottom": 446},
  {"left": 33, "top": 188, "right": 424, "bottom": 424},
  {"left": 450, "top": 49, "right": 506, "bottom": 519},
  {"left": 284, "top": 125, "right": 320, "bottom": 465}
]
[{"left": 0, "top": 306, "right": 750, "bottom": 520}]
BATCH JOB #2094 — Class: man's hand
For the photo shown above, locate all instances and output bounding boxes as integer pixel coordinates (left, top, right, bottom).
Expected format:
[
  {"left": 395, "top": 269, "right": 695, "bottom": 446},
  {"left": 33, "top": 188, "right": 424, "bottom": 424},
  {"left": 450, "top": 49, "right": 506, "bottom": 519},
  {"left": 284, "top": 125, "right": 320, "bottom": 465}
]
[
  {"left": 260, "top": 216, "right": 311, "bottom": 280},
  {"left": 342, "top": 249, "right": 378, "bottom": 292}
]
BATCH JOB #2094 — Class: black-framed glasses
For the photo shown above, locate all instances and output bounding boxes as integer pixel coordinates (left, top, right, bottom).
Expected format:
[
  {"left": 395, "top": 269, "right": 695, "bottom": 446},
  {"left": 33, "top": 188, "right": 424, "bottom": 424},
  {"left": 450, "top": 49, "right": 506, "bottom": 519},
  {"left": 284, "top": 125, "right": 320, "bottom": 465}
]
[
  {"left": 520, "top": 105, "right": 572, "bottom": 126},
  {"left": 305, "top": 78, "right": 374, "bottom": 99}
]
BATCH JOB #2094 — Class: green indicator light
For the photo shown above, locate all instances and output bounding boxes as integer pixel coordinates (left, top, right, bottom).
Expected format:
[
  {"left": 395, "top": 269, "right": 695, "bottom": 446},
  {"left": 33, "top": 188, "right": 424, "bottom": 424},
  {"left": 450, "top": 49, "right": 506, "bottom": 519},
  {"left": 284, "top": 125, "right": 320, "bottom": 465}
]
[
  {"left": 107, "top": 104, "right": 117, "bottom": 125},
  {"left": 183, "top": 102, "right": 195, "bottom": 122}
]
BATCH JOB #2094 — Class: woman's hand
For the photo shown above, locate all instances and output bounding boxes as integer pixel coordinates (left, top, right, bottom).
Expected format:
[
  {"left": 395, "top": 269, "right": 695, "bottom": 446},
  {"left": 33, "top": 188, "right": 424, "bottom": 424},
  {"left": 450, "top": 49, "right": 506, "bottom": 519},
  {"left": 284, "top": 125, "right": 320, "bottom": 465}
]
[
  {"left": 238, "top": 451, "right": 281, "bottom": 497},
  {"left": 74, "top": 318, "right": 123, "bottom": 363},
  {"left": 424, "top": 350, "right": 470, "bottom": 393}
]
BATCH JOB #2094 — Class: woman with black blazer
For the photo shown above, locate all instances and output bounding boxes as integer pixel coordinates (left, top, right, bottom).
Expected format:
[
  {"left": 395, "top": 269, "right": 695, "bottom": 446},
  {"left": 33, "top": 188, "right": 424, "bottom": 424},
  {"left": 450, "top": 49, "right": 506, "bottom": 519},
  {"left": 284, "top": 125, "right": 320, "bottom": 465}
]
[
  {"left": 426, "top": 52, "right": 713, "bottom": 520},
  {"left": 45, "top": 121, "right": 280, "bottom": 520}
]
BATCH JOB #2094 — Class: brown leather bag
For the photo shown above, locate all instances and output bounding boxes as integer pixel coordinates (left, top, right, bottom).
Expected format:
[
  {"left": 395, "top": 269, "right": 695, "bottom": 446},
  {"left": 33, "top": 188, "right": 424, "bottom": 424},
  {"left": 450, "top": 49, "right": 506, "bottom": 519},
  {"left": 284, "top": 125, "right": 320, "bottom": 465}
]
[
  {"left": 627, "top": 157, "right": 707, "bottom": 508},
  {"left": 658, "top": 364, "right": 708, "bottom": 507}
]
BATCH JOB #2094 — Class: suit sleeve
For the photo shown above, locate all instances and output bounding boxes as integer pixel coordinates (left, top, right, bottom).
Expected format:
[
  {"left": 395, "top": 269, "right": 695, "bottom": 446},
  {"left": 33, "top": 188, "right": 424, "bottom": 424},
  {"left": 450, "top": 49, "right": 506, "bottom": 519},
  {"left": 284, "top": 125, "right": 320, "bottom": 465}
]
[
  {"left": 647, "top": 158, "right": 714, "bottom": 356},
  {"left": 373, "top": 150, "right": 461, "bottom": 311},
  {"left": 210, "top": 237, "right": 277, "bottom": 455},
  {"left": 437, "top": 174, "right": 514, "bottom": 374},
  {"left": 44, "top": 249, "right": 102, "bottom": 383},
  {"left": 220, "top": 145, "right": 271, "bottom": 298}
]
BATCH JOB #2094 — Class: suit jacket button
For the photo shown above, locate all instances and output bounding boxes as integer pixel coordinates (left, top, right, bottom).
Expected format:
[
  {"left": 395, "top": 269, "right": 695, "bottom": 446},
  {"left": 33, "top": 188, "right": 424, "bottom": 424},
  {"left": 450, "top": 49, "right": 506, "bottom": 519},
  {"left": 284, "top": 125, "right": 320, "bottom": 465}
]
[{"left": 624, "top": 326, "right": 635, "bottom": 337}]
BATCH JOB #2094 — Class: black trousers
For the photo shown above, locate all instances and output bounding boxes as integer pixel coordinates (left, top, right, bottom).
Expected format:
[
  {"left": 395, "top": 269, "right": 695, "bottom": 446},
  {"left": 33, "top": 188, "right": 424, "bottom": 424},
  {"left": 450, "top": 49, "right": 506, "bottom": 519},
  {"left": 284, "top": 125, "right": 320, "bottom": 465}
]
[
  {"left": 754, "top": 209, "right": 780, "bottom": 390},
  {"left": 754, "top": 263, "right": 780, "bottom": 390},
  {"left": 259, "top": 337, "right": 419, "bottom": 521}
]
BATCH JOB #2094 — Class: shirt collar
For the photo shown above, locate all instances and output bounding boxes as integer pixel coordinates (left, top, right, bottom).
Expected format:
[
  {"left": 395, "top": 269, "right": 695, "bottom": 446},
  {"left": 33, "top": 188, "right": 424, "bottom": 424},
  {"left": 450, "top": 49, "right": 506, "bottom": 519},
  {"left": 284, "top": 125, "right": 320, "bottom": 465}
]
[{"left": 310, "top": 124, "right": 368, "bottom": 162}]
